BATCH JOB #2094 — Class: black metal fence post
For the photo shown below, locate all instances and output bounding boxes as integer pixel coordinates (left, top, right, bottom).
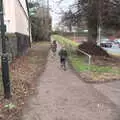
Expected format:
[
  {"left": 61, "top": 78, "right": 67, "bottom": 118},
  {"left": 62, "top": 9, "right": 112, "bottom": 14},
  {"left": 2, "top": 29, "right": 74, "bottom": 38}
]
[{"left": 0, "top": 0, "right": 11, "bottom": 99}]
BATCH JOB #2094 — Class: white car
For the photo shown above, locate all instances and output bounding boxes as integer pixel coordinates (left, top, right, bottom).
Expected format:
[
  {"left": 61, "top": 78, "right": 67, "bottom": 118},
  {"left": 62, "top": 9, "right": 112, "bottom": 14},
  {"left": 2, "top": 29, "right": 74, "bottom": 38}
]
[
  {"left": 100, "top": 41, "right": 112, "bottom": 48},
  {"left": 97, "top": 38, "right": 113, "bottom": 48},
  {"left": 114, "top": 39, "right": 120, "bottom": 44},
  {"left": 97, "top": 38, "right": 109, "bottom": 46},
  {"left": 113, "top": 39, "right": 120, "bottom": 48}
]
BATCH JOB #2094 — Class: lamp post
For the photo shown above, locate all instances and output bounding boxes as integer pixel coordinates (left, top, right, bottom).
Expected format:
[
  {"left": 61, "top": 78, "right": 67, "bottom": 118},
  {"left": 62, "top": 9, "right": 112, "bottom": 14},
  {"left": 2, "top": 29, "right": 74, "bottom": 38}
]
[
  {"left": 98, "top": 0, "right": 103, "bottom": 44},
  {"left": 0, "top": 0, "right": 11, "bottom": 99}
]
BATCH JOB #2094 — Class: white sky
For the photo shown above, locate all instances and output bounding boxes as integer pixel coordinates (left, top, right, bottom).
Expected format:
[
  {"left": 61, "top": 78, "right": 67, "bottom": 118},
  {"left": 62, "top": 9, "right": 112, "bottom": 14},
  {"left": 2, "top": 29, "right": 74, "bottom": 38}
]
[
  {"left": 29, "top": 0, "right": 74, "bottom": 28},
  {"left": 49, "top": 0, "right": 74, "bottom": 28}
]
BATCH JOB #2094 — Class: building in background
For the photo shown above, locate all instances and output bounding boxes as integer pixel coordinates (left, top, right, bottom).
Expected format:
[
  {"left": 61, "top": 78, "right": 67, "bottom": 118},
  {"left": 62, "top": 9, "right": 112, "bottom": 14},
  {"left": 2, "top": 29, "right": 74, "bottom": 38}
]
[
  {"left": 4, "top": 0, "right": 29, "bottom": 35},
  {"left": 0, "top": 0, "right": 31, "bottom": 60}
]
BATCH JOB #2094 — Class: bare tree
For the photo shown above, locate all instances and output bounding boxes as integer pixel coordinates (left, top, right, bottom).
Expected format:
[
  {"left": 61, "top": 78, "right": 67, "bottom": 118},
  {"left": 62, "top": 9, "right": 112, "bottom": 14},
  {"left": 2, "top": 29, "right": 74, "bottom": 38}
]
[{"left": 61, "top": 0, "right": 120, "bottom": 43}]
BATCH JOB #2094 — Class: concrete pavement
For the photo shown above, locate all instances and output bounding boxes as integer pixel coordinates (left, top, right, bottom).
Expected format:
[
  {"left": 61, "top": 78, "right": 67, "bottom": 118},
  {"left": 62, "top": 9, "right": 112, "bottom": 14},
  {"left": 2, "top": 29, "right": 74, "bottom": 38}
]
[
  {"left": 22, "top": 51, "right": 120, "bottom": 120},
  {"left": 94, "top": 81, "right": 120, "bottom": 107}
]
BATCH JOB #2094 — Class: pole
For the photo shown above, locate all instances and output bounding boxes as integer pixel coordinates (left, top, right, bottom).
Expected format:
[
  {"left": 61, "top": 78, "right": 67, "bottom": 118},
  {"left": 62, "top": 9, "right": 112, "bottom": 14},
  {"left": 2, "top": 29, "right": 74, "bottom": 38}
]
[
  {"left": 98, "top": 27, "right": 101, "bottom": 43},
  {"left": 47, "top": 0, "right": 50, "bottom": 41},
  {"left": 0, "top": 0, "right": 11, "bottom": 99},
  {"left": 47, "top": 0, "right": 49, "bottom": 16},
  {"left": 74, "top": 31, "right": 75, "bottom": 41},
  {"left": 25, "top": 0, "right": 32, "bottom": 48},
  {"left": 98, "top": 0, "right": 102, "bottom": 44}
]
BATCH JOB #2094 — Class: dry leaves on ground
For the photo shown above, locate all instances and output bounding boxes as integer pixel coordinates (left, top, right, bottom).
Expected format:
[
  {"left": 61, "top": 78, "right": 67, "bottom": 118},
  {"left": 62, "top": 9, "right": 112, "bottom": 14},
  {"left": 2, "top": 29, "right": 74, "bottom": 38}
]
[{"left": 0, "top": 42, "right": 50, "bottom": 120}]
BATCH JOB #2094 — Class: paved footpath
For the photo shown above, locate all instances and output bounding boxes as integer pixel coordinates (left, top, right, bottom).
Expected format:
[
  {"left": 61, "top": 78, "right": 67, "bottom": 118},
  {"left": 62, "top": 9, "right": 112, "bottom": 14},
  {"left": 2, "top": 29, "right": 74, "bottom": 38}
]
[
  {"left": 22, "top": 51, "right": 120, "bottom": 120},
  {"left": 94, "top": 81, "right": 120, "bottom": 107}
]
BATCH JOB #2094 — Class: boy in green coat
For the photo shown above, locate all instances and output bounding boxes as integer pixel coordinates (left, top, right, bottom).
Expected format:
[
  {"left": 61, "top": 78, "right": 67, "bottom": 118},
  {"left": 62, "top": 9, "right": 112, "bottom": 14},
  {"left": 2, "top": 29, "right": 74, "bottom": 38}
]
[{"left": 59, "top": 46, "right": 68, "bottom": 70}]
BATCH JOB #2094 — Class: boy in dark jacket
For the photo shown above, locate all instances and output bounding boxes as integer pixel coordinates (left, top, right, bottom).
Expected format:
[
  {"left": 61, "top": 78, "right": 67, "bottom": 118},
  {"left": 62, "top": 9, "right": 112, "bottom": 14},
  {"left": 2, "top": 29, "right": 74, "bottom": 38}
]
[{"left": 59, "top": 46, "right": 68, "bottom": 70}]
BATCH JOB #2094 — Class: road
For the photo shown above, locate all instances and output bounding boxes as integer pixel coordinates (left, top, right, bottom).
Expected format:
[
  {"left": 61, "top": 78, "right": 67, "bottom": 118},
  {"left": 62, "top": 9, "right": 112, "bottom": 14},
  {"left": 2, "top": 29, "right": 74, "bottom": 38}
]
[{"left": 103, "top": 47, "right": 120, "bottom": 56}]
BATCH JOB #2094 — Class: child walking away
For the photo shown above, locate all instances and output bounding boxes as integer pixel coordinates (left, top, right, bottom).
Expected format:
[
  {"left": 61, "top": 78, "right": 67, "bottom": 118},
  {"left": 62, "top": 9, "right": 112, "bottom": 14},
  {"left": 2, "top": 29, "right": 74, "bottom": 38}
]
[
  {"left": 51, "top": 40, "right": 57, "bottom": 56},
  {"left": 59, "top": 46, "right": 68, "bottom": 71}
]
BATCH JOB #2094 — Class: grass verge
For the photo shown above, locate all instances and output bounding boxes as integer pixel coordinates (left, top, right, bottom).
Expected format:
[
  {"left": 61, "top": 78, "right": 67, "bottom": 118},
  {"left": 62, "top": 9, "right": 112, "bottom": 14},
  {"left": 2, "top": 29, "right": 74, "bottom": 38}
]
[
  {"left": 53, "top": 35, "right": 79, "bottom": 47},
  {"left": 70, "top": 54, "right": 120, "bottom": 82},
  {"left": 70, "top": 55, "right": 120, "bottom": 73}
]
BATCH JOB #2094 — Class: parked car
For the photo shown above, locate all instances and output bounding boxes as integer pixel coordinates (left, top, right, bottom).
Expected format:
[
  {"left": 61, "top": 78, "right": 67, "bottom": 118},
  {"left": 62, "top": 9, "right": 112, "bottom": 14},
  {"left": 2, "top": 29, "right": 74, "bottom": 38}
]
[
  {"left": 97, "top": 38, "right": 109, "bottom": 46},
  {"left": 100, "top": 41, "right": 112, "bottom": 48},
  {"left": 97, "top": 38, "right": 120, "bottom": 48},
  {"left": 99, "top": 38, "right": 112, "bottom": 48},
  {"left": 113, "top": 39, "right": 120, "bottom": 48},
  {"left": 114, "top": 39, "right": 120, "bottom": 44}
]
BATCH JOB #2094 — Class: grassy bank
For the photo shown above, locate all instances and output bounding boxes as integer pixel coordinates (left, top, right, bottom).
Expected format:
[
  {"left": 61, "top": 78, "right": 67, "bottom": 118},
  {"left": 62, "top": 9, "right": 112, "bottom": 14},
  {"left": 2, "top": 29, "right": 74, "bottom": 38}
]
[{"left": 53, "top": 35, "right": 79, "bottom": 47}]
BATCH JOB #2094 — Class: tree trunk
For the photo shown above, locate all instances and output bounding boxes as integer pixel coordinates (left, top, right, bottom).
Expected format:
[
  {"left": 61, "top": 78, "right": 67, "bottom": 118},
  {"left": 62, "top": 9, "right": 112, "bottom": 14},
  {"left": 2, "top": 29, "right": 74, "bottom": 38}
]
[
  {"left": 87, "top": 0, "right": 98, "bottom": 44},
  {"left": 88, "top": 21, "right": 98, "bottom": 44}
]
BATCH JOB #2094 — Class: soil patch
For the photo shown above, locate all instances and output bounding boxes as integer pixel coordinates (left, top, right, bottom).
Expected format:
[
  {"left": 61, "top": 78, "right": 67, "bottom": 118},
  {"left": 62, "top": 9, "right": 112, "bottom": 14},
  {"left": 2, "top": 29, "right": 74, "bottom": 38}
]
[
  {"left": 92, "top": 56, "right": 120, "bottom": 67},
  {"left": 0, "top": 42, "right": 50, "bottom": 120},
  {"left": 78, "top": 42, "right": 110, "bottom": 57}
]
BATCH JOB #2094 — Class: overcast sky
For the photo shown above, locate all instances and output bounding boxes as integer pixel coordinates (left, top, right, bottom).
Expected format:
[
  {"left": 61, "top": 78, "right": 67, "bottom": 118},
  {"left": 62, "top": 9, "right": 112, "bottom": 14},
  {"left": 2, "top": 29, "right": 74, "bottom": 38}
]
[
  {"left": 49, "top": 0, "right": 74, "bottom": 28},
  {"left": 29, "top": 0, "right": 74, "bottom": 28}
]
